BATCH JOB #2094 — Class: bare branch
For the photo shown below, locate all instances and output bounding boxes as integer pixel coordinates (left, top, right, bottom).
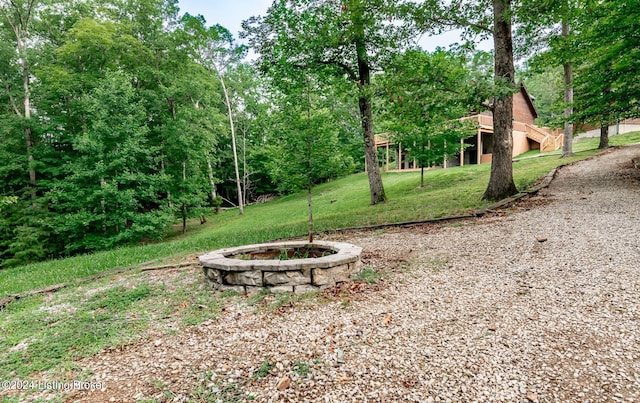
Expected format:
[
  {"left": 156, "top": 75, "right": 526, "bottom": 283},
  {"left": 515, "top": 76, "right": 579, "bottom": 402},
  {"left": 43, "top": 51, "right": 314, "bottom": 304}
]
[{"left": 5, "top": 85, "right": 21, "bottom": 116}]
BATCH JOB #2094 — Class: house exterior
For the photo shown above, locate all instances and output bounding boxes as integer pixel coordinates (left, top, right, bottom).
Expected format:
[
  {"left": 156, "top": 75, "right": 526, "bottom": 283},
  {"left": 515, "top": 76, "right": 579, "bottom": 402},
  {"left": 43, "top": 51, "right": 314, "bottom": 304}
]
[
  {"left": 576, "top": 118, "right": 640, "bottom": 138},
  {"left": 375, "top": 84, "right": 564, "bottom": 171}
]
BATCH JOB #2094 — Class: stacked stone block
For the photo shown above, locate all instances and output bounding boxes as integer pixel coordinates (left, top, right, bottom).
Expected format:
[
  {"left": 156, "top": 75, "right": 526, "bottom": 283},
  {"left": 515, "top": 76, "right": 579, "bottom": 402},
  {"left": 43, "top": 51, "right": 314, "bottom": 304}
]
[{"left": 199, "top": 241, "right": 362, "bottom": 294}]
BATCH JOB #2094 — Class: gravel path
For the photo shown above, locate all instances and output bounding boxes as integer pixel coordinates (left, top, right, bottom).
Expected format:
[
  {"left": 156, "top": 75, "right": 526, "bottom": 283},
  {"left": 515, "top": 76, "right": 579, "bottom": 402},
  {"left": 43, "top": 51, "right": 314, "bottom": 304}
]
[{"left": 67, "top": 145, "right": 640, "bottom": 402}]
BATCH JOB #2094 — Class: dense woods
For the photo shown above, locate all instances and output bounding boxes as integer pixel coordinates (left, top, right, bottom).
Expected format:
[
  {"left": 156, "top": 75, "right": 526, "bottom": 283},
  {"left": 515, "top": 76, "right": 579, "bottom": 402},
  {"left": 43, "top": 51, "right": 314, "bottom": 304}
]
[{"left": 1, "top": 0, "right": 639, "bottom": 267}]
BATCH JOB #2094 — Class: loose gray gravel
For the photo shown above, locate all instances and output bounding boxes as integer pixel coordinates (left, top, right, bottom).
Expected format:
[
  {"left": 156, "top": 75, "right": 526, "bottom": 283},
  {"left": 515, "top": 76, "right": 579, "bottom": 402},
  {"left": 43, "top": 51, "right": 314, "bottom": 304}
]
[{"left": 58, "top": 144, "right": 640, "bottom": 402}]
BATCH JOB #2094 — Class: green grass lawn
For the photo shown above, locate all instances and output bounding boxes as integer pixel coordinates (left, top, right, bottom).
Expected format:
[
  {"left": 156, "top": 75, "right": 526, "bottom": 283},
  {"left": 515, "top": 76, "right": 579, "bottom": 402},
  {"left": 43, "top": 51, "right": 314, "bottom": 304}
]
[
  {"left": 0, "top": 131, "right": 638, "bottom": 391},
  {"left": 1, "top": 131, "right": 639, "bottom": 299}
]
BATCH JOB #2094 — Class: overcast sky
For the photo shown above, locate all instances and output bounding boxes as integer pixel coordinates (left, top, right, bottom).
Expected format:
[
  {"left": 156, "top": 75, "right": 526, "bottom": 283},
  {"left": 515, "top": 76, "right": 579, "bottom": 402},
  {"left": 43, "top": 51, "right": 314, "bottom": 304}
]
[{"left": 176, "top": 0, "right": 491, "bottom": 53}]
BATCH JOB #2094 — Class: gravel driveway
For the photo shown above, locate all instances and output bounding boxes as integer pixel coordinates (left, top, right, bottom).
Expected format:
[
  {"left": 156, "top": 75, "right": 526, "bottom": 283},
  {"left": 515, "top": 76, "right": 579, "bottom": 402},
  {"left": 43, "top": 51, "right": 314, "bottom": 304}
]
[{"left": 71, "top": 144, "right": 640, "bottom": 402}]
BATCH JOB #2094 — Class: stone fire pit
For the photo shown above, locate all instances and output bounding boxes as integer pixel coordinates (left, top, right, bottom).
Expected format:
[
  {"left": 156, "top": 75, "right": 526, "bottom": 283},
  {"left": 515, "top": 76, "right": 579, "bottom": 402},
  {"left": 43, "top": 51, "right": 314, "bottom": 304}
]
[{"left": 199, "top": 241, "right": 363, "bottom": 294}]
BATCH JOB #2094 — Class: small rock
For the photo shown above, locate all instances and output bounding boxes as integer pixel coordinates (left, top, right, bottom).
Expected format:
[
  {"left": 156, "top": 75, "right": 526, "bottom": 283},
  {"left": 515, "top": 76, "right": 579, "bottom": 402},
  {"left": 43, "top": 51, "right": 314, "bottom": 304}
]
[
  {"left": 277, "top": 375, "right": 291, "bottom": 391},
  {"left": 526, "top": 391, "right": 539, "bottom": 402},
  {"left": 536, "top": 237, "right": 548, "bottom": 243},
  {"left": 488, "top": 325, "right": 497, "bottom": 331}
]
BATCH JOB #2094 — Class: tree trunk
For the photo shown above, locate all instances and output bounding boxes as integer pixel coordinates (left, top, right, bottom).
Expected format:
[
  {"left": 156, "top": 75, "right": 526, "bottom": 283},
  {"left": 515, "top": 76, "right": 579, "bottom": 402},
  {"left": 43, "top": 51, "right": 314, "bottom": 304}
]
[
  {"left": 599, "top": 122, "right": 609, "bottom": 149},
  {"left": 307, "top": 182, "right": 314, "bottom": 243},
  {"left": 24, "top": 126, "right": 36, "bottom": 202},
  {"left": 420, "top": 143, "right": 426, "bottom": 188},
  {"left": 242, "top": 128, "right": 248, "bottom": 205},
  {"left": 218, "top": 74, "right": 244, "bottom": 215},
  {"left": 161, "top": 155, "right": 172, "bottom": 208},
  {"left": 483, "top": 0, "right": 518, "bottom": 202},
  {"left": 100, "top": 177, "right": 106, "bottom": 232},
  {"left": 3, "top": 2, "right": 37, "bottom": 202},
  {"left": 562, "top": 21, "right": 574, "bottom": 157},
  {"left": 20, "top": 21, "right": 36, "bottom": 203},
  {"left": 205, "top": 154, "right": 217, "bottom": 202},
  {"left": 182, "top": 160, "right": 187, "bottom": 233},
  {"left": 306, "top": 74, "right": 314, "bottom": 243},
  {"left": 355, "top": 38, "right": 386, "bottom": 205},
  {"left": 181, "top": 204, "right": 187, "bottom": 234}
]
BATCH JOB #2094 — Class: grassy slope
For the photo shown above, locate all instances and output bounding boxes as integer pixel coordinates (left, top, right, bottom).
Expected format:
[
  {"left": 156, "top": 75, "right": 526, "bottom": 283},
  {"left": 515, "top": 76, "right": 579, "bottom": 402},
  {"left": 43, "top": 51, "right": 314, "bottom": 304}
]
[
  {"left": 0, "top": 132, "right": 639, "bottom": 388},
  {"left": 1, "top": 132, "right": 638, "bottom": 298}
]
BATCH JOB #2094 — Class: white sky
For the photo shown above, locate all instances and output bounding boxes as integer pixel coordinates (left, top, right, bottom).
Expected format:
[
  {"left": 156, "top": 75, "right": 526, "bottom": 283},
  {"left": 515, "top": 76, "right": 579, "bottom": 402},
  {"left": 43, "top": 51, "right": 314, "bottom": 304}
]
[
  {"left": 176, "top": 0, "right": 492, "bottom": 53},
  {"left": 177, "top": 0, "right": 271, "bottom": 40}
]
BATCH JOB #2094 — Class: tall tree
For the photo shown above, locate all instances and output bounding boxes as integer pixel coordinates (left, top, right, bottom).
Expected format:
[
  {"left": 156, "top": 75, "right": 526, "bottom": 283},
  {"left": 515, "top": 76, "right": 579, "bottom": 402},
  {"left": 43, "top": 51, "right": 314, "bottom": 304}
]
[
  {"left": 49, "top": 71, "right": 172, "bottom": 253},
  {"left": 1, "top": 0, "right": 39, "bottom": 202},
  {"left": 516, "top": 0, "right": 584, "bottom": 157},
  {"left": 224, "top": 64, "right": 271, "bottom": 203},
  {"left": 244, "top": 0, "right": 419, "bottom": 205},
  {"left": 484, "top": 0, "right": 518, "bottom": 200},
  {"left": 182, "top": 15, "right": 246, "bottom": 214},
  {"left": 560, "top": 20, "right": 574, "bottom": 157},
  {"left": 572, "top": 0, "right": 640, "bottom": 148},
  {"left": 416, "top": 0, "right": 519, "bottom": 200}
]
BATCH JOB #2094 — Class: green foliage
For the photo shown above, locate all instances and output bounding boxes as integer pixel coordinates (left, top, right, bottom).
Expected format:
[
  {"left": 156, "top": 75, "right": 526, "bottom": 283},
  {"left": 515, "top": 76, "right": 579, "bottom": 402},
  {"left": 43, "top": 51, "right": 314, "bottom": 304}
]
[
  {"left": 357, "top": 267, "right": 384, "bottom": 283},
  {"left": 520, "top": 66, "right": 564, "bottom": 127},
  {"left": 519, "top": 0, "right": 640, "bottom": 131},
  {"left": 253, "top": 360, "right": 274, "bottom": 379},
  {"left": 263, "top": 78, "right": 356, "bottom": 194},
  {"left": 46, "top": 71, "right": 173, "bottom": 254},
  {"left": 515, "top": 0, "right": 582, "bottom": 60},
  {"left": 243, "top": 0, "right": 422, "bottom": 204},
  {"left": 211, "top": 195, "right": 223, "bottom": 214},
  {"left": 572, "top": 0, "right": 640, "bottom": 126},
  {"left": 294, "top": 360, "right": 311, "bottom": 377},
  {"left": 0, "top": 196, "right": 17, "bottom": 210},
  {"left": 0, "top": 202, "right": 53, "bottom": 267},
  {"left": 0, "top": 2, "right": 230, "bottom": 264},
  {"left": 379, "top": 49, "right": 483, "bottom": 184},
  {"left": 244, "top": 0, "right": 413, "bottom": 78}
]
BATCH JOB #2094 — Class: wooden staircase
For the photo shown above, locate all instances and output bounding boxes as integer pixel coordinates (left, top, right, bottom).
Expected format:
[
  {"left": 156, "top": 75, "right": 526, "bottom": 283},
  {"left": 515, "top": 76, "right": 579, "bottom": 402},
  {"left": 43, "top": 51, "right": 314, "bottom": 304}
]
[
  {"left": 461, "top": 114, "right": 564, "bottom": 152},
  {"left": 523, "top": 124, "right": 563, "bottom": 152}
]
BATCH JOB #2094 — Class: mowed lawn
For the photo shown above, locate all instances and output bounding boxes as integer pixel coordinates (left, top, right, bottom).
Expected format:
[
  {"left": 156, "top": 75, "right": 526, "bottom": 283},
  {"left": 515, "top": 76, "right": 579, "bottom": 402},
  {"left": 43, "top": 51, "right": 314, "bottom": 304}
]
[{"left": 1, "top": 131, "right": 639, "bottom": 298}]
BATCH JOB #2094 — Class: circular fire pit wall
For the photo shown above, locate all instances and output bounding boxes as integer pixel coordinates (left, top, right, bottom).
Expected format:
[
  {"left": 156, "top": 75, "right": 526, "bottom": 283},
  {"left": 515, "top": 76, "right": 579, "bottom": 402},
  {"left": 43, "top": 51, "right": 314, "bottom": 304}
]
[{"left": 199, "top": 241, "right": 363, "bottom": 294}]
